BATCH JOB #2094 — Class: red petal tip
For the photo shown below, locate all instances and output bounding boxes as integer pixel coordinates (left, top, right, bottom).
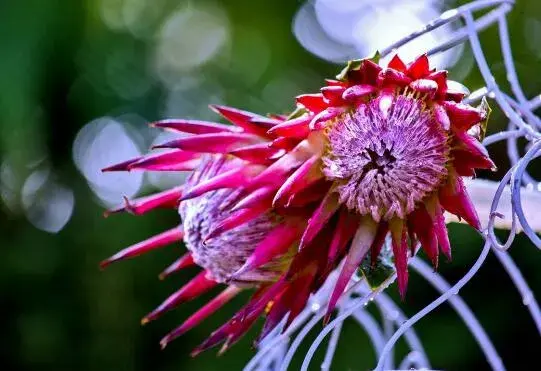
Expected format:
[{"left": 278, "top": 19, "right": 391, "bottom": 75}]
[
  {"left": 158, "top": 253, "right": 195, "bottom": 280},
  {"left": 190, "top": 348, "right": 203, "bottom": 358},
  {"left": 101, "top": 158, "right": 138, "bottom": 172},
  {"left": 323, "top": 313, "right": 332, "bottom": 326},
  {"left": 407, "top": 54, "right": 430, "bottom": 79},
  {"left": 151, "top": 144, "right": 169, "bottom": 150},
  {"left": 99, "top": 260, "right": 111, "bottom": 270},
  {"left": 99, "top": 227, "right": 183, "bottom": 269},
  {"left": 143, "top": 272, "right": 217, "bottom": 323},
  {"left": 160, "top": 339, "right": 169, "bottom": 350},
  {"left": 388, "top": 54, "right": 407, "bottom": 72}
]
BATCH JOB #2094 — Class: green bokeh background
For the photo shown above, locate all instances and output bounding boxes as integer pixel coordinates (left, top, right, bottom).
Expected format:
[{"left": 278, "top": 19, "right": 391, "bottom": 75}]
[{"left": 1, "top": 0, "right": 541, "bottom": 370}]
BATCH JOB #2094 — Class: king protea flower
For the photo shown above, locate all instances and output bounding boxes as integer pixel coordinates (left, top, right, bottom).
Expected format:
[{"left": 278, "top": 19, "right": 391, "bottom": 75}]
[{"left": 101, "top": 53, "right": 494, "bottom": 355}]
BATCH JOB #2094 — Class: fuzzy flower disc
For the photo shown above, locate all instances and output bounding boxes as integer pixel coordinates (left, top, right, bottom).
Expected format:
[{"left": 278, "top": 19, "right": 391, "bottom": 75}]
[{"left": 323, "top": 94, "right": 448, "bottom": 221}]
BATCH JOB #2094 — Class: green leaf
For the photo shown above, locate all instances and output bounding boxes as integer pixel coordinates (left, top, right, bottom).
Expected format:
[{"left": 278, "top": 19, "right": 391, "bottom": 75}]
[
  {"left": 336, "top": 59, "right": 363, "bottom": 81},
  {"left": 477, "top": 96, "right": 491, "bottom": 142},
  {"left": 286, "top": 106, "right": 308, "bottom": 120},
  {"left": 369, "top": 50, "right": 381, "bottom": 64},
  {"left": 358, "top": 243, "right": 395, "bottom": 290},
  {"left": 336, "top": 51, "right": 381, "bottom": 81}
]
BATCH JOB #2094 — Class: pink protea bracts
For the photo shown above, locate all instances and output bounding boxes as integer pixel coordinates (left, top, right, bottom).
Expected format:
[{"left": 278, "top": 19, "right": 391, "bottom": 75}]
[{"left": 101, "top": 53, "right": 494, "bottom": 355}]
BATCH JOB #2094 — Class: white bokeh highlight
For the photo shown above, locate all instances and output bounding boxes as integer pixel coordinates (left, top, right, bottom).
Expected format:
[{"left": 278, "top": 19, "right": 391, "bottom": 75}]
[
  {"left": 154, "top": 3, "right": 229, "bottom": 79},
  {"left": 294, "top": 0, "right": 462, "bottom": 68},
  {"left": 73, "top": 117, "right": 143, "bottom": 206},
  {"left": 21, "top": 169, "right": 75, "bottom": 234}
]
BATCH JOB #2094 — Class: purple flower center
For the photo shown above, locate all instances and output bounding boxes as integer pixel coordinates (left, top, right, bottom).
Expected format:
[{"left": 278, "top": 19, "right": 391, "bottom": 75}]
[
  {"left": 179, "top": 156, "right": 283, "bottom": 284},
  {"left": 322, "top": 94, "right": 449, "bottom": 221}
]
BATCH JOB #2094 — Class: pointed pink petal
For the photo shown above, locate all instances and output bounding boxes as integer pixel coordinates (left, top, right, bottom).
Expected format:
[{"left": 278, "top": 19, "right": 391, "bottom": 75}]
[
  {"left": 407, "top": 220, "right": 417, "bottom": 256},
  {"left": 217, "top": 318, "right": 259, "bottom": 355},
  {"left": 100, "top": 226, "right": 183, "bottom": 269},
  {"left": 231, "top": 186, "right": 275, "bottom": 211},
  {"left": 445, "top": 80, "right": 470, "bottom": 102},
  {"left": 370, "top": 221, "right": 389, "bottom": 267},
  {"left": 390, "top": 219, "right": 409, "bottom": 299},
  {"left": 325, "top": 79, "right": 345, "bottom": 86},
  {"left": 249, "top": 116, "right": 282, "bottom": 130},
  {"left": 209, "top": 104, "right": 271, "bottom": 137},
  {"left": 257, "top": 294, "right": 293, "bottom": 343},
  {"left": 342, "top": 84, "right": 376, "bottom": 102},
  {"left": 181, "top": 165, "right": 265, "bottom": 201},
  {"left": 443, "top": 101, "right": 485, "bottom": 131},
  {"left": 439, "top": 171, "right": 481, "bottom": 230},
  {"left": 273, "top": 155, "right": 322, "bottom": 207},
  {"left": 407, "top": 54, "right": 430, "bottom": 79},
  {"left": 453, "top": 131, "right": 495, "bottom": 171},
  {"left": 410, "top": 205, "right": 439, "bottom": 268},
  {"left": 127, "top": 150, "right": 201, "bottom": 171},
  {"left": 378, "top": 68, "right": 412, "bottom": 87},
  {"left": 426, "top": 70, "right": 448, "bottom": 96},
  {"left": 328, "top": 209, "right": 361, "bottom": 263},
  {"left": 325, "top": 217, "right": 377, "bottom": 321},
  {"left": 194, "top": 305, "right": 260, "bottom": 356},
  {"left": 153, "top": 133, "right": 262, "bottom": 153},
  {"left": 433, "top": 201, "right": 451, "bottom": 261},
  {"left": 190, "top": 322, "right": 234, "bottom": 356},
  {"left": 321, "top": 85, "right": 346, "bottom": 105},
  {"left": 160, "top": 286, "right": 241, "bottom": 348},
  {"left": 446, "top": 91, "right": 466, "bottom": 102},
  {"left": 284, "top": 269, "right": 317, "bottom": 329},
  {"left": 159, "top": 253, "right": 195, "bottom": 280},
  {"left": 258, "top": 271, "right": 320, "bottom": 343},
  {"left": 101, "top": 157, "right": 142, "bottom": 172},
  {"left": 409, "top": 79, "right": 438, "bottom": 97},
  {"left": 133, "top": 158, "right": 200, "bottom": 172},
  {"left": 151, "top": 119, "right": 236, "bottom": 134},
  {"left": 231, "top": 222, "right": 303, "bottom": 280},
  {"left": 205, "top": 202, "right": 271, "bottom": 241},
  {"left": 285, "top": 221, "right": 333, "bottom": 282},
  {"left": 262, "top": 268, "right": 320, "bottom": 342},
  {"left": 269, "top": 137, "right": 300, "bottom": 150},
  {"left": 299, "top": 191, "right": 340, "bottom": 250},
  {"left": 286, "top": 178, "right": 332, "bottom": 207},
  {"left": 229, "top": 143, "right": 285, "bottom": 164},
  {"left": 309, "top": 107, "right": 345, "bottom": 130},
  {"left": 296, "top": 93, "right": 327, "bottom": 113},
  {"left": 192, "top": 280, "right": 286, "bottom": 356},
  {"left": 387, "top": 54, "right": 407, "bottom": 72},
  {"left": 453, "top": 150, "right": 494, "bottom": 176},
  {"left": 247, "top": 137, "right": 322, "bottom": 191},
  {"left": 266, "top": 116, "right": 311, "bottom": 139},
  {"left": 242, "top": 279, "right": 287, "bottom": 317},
  {"left": 142, "top": 271, "right": 217, "bottom": 324},
  {"left": 360, "top": 59, "right": 382, "bottom": 85},
  {"left": 104, "top": 186, "right": 183, "bottom": 217},
  {"left": 259, "top": 265, "right": 323, "bottom": 342}
]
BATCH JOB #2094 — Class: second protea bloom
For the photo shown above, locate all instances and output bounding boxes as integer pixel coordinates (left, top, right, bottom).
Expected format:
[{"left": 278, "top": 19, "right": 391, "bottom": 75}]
[{"left": 101, "top": 53, "right": 493, "bottom": 354}]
